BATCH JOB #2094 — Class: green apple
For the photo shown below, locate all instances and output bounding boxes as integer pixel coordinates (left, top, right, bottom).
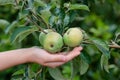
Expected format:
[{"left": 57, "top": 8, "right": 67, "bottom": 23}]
[
  {"left": 43, "top": 32, "right": 63, "bottom": 53},
  {"left": 39, "top": 29, "right": 53, "bottom": 46},
  {"left": 63, "top": 28, "right": 83, "bottom": 47}
]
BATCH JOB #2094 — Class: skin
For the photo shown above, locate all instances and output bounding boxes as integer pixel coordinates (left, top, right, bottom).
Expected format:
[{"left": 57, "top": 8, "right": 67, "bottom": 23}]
[{"left": 0, "top": 46, "right": 83, "bottom": 71}]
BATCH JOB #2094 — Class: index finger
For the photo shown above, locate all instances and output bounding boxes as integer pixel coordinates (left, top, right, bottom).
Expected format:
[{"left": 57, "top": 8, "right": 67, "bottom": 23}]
[{"left": 65, "top": 47, "right": 83, "bottom": 62}]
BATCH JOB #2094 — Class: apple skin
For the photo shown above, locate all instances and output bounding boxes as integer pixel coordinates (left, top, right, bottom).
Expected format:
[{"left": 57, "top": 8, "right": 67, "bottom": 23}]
[
  {"left": 63, "top": 28, "right": 83, "bottom": 47},
  {"left": 43, "top": 32, "right": 63, "bottom": 53},
  {"left": 39, "top": 29, "right": 53, "bottom": 46}
]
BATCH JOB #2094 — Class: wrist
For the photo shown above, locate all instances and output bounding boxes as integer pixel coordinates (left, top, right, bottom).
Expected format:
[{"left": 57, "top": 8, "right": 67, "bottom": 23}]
[
  {"left": 26, "top": 47, "right": 38, "bottom": 63},
  {"left": 18, "top": 48, "right": 35, "bottom": 63}
]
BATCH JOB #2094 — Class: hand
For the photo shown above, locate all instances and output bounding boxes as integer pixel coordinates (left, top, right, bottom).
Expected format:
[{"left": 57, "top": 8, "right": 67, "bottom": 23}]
[{"left": 29, "top": 46, "right": 83, "bottom": 68}]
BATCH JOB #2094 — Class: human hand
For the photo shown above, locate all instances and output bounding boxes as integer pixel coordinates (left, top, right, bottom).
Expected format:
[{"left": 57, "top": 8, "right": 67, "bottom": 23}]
[{"left": 29, "top": 46, "right": 83, "bottom": 68}]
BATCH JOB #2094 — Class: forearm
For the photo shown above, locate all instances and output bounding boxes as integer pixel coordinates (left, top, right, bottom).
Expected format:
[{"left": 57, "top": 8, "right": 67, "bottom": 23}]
[
  {"left": 0, "top": 48, "right": 32, "bottom": 71},
  {"left": 0, "top": 46, "right": 83, "bottom": 71}
]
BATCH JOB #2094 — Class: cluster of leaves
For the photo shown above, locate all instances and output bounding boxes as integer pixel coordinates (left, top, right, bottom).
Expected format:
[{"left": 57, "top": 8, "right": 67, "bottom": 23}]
[
  {"left": 0, "top": 0, "right": 90, "bottom": 80},
  {"left": 0, "top": 0, "right": 120, "bottom": 80}
]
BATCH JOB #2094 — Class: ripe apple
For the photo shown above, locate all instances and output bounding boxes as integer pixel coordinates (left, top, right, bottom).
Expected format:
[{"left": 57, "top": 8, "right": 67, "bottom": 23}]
[
  {"left": 43, "top": 32, "right": 63, "bottom": 53},
  {"left": 39, "top": 29, "right": 53, "bottom": 46},
  {"left": 63, "top": 28, "right": 83, "bottom": 47}
]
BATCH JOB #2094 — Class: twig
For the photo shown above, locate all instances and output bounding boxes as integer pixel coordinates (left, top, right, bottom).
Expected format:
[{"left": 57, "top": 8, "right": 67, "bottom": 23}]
[
  {"left": 27, "top": 16, "right": 47, "bottom": 34},
  {"left": 30, "top": 10, "right": 50, "bottom": 29},
  {"left": 23, "top": 1, "right": 47, "bottom": 33},
  {"left": 109, "top": 40, "right": 120, "bottom": 48},
  {"left": 108, "top": 45, "right": 120, "bottom": 49},
  {"left": 82, "top": 40, "right": 120, "bottom": 49}
]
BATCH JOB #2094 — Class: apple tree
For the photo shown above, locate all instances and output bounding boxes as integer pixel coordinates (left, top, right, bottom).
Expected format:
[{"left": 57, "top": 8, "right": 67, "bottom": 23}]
[{"left": 0, "top": 0, "right": 120, "bottom": 80}]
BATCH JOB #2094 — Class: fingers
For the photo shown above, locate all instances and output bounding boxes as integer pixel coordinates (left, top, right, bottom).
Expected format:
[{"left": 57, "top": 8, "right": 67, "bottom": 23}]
[
  {"left": 42, "top": 47, "right": 83, "bottom": 68},
  {"left": 46, "top": 47, "right": 82, "bottom": 62},
  {"left": 43, "top": 62, "right": 65, "bottom": 68},
  {"left": 45, "top": 53, "right": 67, "bottom": 63},
  {"left": 73, "top": 46, "right": 83, "bottom": 51},
  {"left": 65, "top": 46, "right": 83, "bottom": 62}
]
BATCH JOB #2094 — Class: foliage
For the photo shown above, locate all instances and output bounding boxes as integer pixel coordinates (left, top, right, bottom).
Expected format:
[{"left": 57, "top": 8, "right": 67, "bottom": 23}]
[{"left": 0, "top": 0, "right": 120, "bottom": 80}]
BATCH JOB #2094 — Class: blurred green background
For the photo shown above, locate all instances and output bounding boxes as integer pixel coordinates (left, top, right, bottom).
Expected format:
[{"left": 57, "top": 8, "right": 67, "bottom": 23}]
[{"left": 0, "top": 0, "right": 120, "bottom": 80}]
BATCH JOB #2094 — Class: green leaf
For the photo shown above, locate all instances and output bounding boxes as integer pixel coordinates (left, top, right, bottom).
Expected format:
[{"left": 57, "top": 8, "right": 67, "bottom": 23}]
[
  {"left": 71, "top": 58, "right": 80, "bottom": 79},
  {"left": 79, "top": 57, "right": 89, "bottom": 75},
  {"left": 92, "top": 39, "right": 110, "bottom": 58},
  {"left": 11, "top": 78, "right": 23, "bottom": 80},
  {"left": 18, "top": 9, "right": 29, "bottom": 20},
  {"left": 49, "top": 15, "right": 55, "bottom": 26},
  {"left": 34, "top": 0, "right": 46, "bottom": 7},
  {"left": 80, "top": 52, "right": 91, "bottom": 64},
  {"left": 5, "top": 21, "right": 18, "bottom": 34},
  {"left": 12, "top": 69, "right": 24, "bottom": 76},
  {"left": 70, "top": 4, "right": 90, "bottom": 11},
  {"left": 69, "top": 11, "right": 77, "bottom": 23},
  {"left": 40, "top": 9, "right": 51, "bottom": 25},
  {"left": 115, "top": 33, "right": 120, "bottom": 42},
  {"left": 28, "top": 0, "right": 34, "bottom": 9},
  {"left": 64, "top": 3, "right": 90, "bottom": 11},
  {"left": 0, "top": 19, "right": 10, "bottom": 30},
  {"left": 48, "top": 68, "right": 66, "bottom": 80},
  {"left": 63, "top": 14, "right": 70, "bottom": 27},
  {"left": 18, "top": 31, "right": 32, "bottom": 42},
  {"left": 0, "top": 0, "right": 15, "bottom": 5},
  {"left": 10, "top": 26, "right": 37, "bottom": 43},
  {"left": 100, "top": 54, "right": 109, "bottom": 73}
]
